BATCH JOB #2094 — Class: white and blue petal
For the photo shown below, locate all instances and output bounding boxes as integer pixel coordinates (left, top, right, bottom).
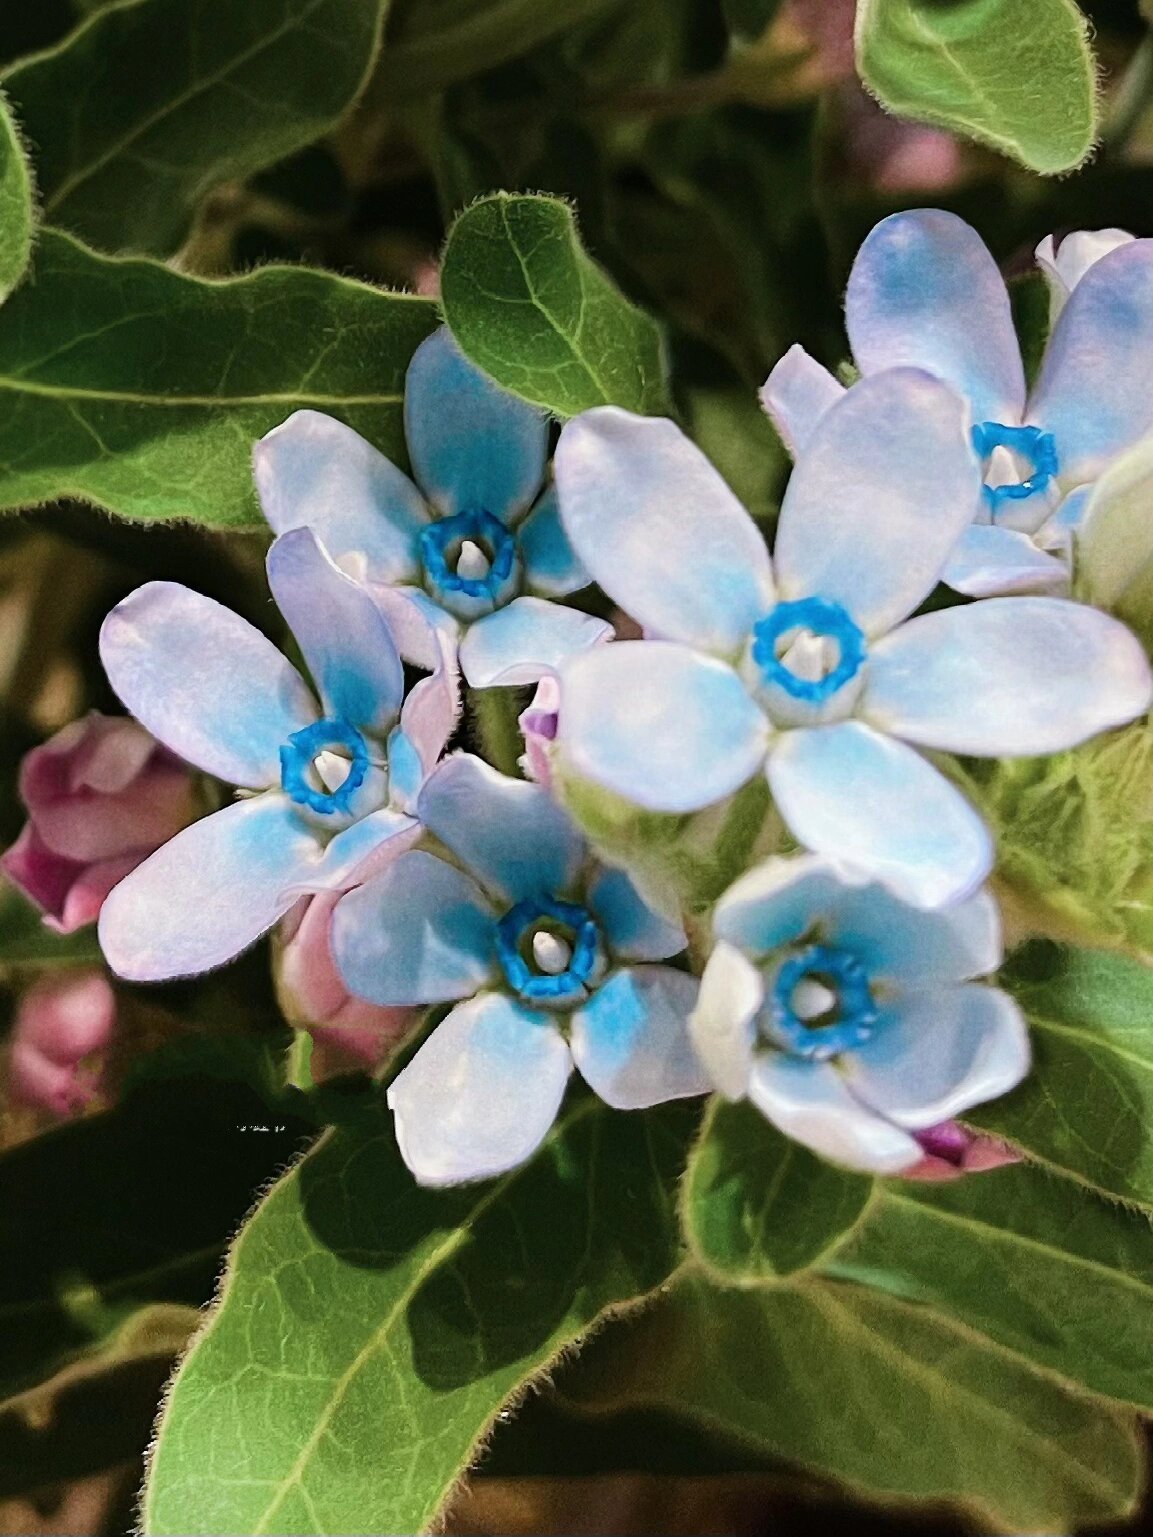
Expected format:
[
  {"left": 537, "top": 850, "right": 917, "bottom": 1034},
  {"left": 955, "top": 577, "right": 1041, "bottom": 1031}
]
[
  {"left": 714, "top": 855, "right": 856, "bottom": 957},
  {"left": 459, "top": 597, "right": 612, "bottom": 688},
  {"left": 690, "top": 940, "right": 764, "bottom": 1099},
  {"left": 292, "top": 805, "right": 419, "bottom": 896},
  {"left": 863, "top": 598, "right": 1153, "bottom": 756},
  {"left": 266, "top": 527, "right": 404, "bottom": 736},
  {"left": 570, "top": 966, "right": 708, "bottom": 1109},
  {"left": 404, "top": 327, "right": 548, "bottom": 523},
  {"left": 387, "top": 992, "right": 571, "bottom": 1185},
  {"left": 844, "top": 984, "right": 1030, "bottom": 1128},
  {"left": 773, "top": 369, "right": 982, "bottom": 637},
  {"left": 518, "top": 486, "right": 591, "bottom": 597},
  {"left": 747, "top": 1053, "right": 922, "bottom": 1174},
  {"left": 941, "top": 524, "right": 1068, "bottom": 598},
  {"left": 416, "top": 752, "right": 585, "bottom": 905},
  {"left": 1030, "top": 239, "right": 1153, "bottom": 482},
  {"left": 555, "top": 408, "right": 775, "bottom": 657},
  {"left": 1035, "top": 229, "right": 1135, "bottom": 323},
  {"left": 253, "top": 410, "right": 427, "bottom": 584},
  {"left": 845, "top": 209, "right": 1025, "bottom": 425},
  {"left": 332, "top": 849, "right": 497, "bottom": 1005},
  {"left": 766, "top": 722, "right": 994, "bottom": 908},
  {"left": 557, "top": 642, "right": 771, "bottom": 813},
  {"left": 100, "top": 582, "right": 316, "bottom": 788},
  {"left": 759, "top": 344, "right": 845, "bottom": 457},
  {"left": 98, "top": 794, "right": 318, "bottom": 981},
  {"left": 824, "top": 882, "right": 1002, "bottom": 988},
  {"left": 587, "top": 865, "right": 685, "bottom": 962}
]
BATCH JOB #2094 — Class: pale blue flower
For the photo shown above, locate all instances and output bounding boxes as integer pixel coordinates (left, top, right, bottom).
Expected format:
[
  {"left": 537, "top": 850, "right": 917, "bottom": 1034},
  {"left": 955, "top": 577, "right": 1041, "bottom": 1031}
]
[
  {"left": 331, "top": 753, "right": 708, "bottom": 1184},
  {"left": 97, "top": 528, "right": 457, "bottom": 982},
  {"left": 253, "top": 326, "right": 611, "bottom": 686},
  {"left": 552, "top": 375, "right": 1152, "bottom": 908},
  {"left": 690, "top": 855, "right": 1029, "bottom": 1173},
  {"left": 763, "top": 211, "right": 1153, "bottom": 596}
]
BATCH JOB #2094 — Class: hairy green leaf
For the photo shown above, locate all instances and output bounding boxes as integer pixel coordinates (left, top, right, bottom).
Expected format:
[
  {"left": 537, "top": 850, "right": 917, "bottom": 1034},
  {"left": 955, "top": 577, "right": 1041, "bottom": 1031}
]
[
  {"left": 4, "top": 0, "right": 389, "bottom": 256},
  {"left": 683, "top": 1100, "right": 873, "bottom": 1283},
  {"left": 441, "top": 193, "right": 670, "bottom": 418},
  {"left": 0, "top": 89, "right": 33, "bottom": 303},
  {"left": 561, "top": 1271, "right": 1141, "bottom": 1533},
  {"left": 143, "top": 1095, "right": 697, "bottom": 1536},
  {"left": 855, "top": 0, "right": 1098, "bottom": 175},
  {"left": 825, "top": 1162, "right": 1153, "bottom": 1410},
  {"left": 0, "top": 230, "right": 436, "bottom": 527},
  {"left": 970, "top": 945, "right": 1153, "bottom": 1210}
]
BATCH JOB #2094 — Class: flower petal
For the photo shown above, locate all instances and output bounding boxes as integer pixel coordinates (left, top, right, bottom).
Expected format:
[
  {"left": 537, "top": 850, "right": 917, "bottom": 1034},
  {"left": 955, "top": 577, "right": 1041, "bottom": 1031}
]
[
  {"left": 714, "top": 854, "right": 860, "bottom": 956},
  {"left": 460, "top": 597, "right": 613, "bottom": 689},
  {"left": 690, "top": 940, "right": 763, "bottom": 1098},
  {"left": 253, "top": 410, "right": 426, "bottom": 583},
  {"left": 587, "top": 865, "right": 685, "bottom": 962},
  {"left": 758, "top": 344, "right": 845, "bottom": 456},
  {"left": 98, "top": 795, "right": 316, "bottom": 981},
  {"left": 1030, "top": 238, "right": 1153, "bottom": 481},
  {"left": 554, "top": 408, "right": 775, "bottom": 656},
  {"left": 404, "top": 327, "right": 548, "bottom": 522},
  {"left": 518, "top": 486, "right": 591, "bottom": 596},
  {"left": 766, "top": 722, "right": 993, "bottom": 908},
  {"left": 266, "top": 528, "right": 404, "bottom": 736},
  {"left": 557, "top": 641, "right": 770, "bottom": 813},
  {"left": 331, "top": 850, "right": 497, "bottom": 1005},
  {"left": 372, "top": 585, "right": 459, "bottom": 673},
  {"left": 941, "top": 524, "right": 1068, "bottom": 598},
  {"left": 845, "top": 209, "right": 1025, "bottom": 424},
  {"left": 571, "top": 966, "right": 708, "bottom": 1110},
  {"left": 288, "top": 805, "right": 419, "bottom": 897},
  {"left": 398, "top": 636, "right": 462, "bottom": 779},
  {"left": 100, "top": 583, "right": 315, "bottom": 788},
  {"left": 748, "top": 1053, "right": 922, "bottom": 1173},
  {"left": 774, "top": 369, "right": 981, "bottom": 636},
  {"left": 1035, "top": 229, "right": 1135, "bottom": 323},
  {"left": 864, "top": 598, "right": 1153, "bottom": 756},
  {"left": 845, "top": 984, "right": 1030, "bottom": 1128},
  {"left": 416, "top": 752, "right": 584, "bottom": 906},
  {"left": 387, "top": 992, "right": 571, "bottom": 1184}
]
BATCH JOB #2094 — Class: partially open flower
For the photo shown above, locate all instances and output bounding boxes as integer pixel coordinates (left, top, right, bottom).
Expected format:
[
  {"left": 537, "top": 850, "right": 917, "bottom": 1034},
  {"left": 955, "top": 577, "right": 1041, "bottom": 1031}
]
[{"left": 9, "top": 970, "right": 116, "bottom": 1118}]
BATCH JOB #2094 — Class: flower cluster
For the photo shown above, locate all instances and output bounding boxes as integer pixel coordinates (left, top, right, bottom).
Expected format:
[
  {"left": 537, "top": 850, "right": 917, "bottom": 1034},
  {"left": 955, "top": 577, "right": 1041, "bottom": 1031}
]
[{"left": 21, "top": 211, "right": 1152, "bottom": 1184}]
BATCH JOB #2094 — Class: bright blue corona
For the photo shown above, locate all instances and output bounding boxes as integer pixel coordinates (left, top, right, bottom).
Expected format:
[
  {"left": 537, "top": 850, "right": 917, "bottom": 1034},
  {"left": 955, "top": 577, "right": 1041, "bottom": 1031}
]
[
  {"left": 770, "top": 943, "right": 878, "bottom": 1061},
  {"left": 496, "top": 894, "right": 602, "bottom": 1006},
  {"left": 280, "top": 717, "right": 370, "bottom": 817},
  {"left": 972, "top": 421, "right": 1058, "bottom": 513},
  {"left": 420, "top": 507, "right": 517, "bottom": 601},
  {"left": 752, "top": 597, "right": 867, "bottom": 704}
]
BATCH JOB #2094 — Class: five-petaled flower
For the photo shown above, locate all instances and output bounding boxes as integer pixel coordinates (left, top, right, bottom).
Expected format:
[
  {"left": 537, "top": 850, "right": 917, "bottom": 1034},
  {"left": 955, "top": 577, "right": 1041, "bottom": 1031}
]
[
  {"left": 96, "top": 527, "right": 455, "bottom": 981},
  {"left": 253, "top": 326, "right": 611, "bottom": 688},
  {"left": 763, "top": 210, "right": 1153, "bottom": 596},
  {"left": 551, "top": 375, "right": 1152, "bottom": 907},
  {"left": 690, "top": 855, "right": 1029, "bottom": 1173},
  {"left": 331, "top": 753, "right": 709, "bottom": 1184}
]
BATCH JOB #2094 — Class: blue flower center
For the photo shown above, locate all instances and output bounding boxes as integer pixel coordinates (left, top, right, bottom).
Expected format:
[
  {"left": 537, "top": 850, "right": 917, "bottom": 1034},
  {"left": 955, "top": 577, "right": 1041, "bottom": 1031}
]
[
  {"left": 972, "top": 422, "right": 1058, "bottom": 515},
  {"left": 752, "top": 597, "right": 867, "bottom": 703},
  {"left": 280, "top": 717, "right": 370, "bottom": 817},
  {"left": 769, "top": 943, "right": 877, "bottom": 1061},
  {"left": 496, "top": 894, "right": 602, "bottom": 1008},
  {"left": 419, "top": 508, "right": 518, "bottom": 615}
]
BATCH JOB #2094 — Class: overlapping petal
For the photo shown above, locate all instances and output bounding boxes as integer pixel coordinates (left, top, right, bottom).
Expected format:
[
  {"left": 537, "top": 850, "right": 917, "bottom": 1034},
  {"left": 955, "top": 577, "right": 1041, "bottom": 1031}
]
[
  {"left": 387, "top": 992, "right": 571, "bottom": 1185},
  {"left": 555, "top": 408, "right": 775, "bottom": 656},
  {"left": 689, "top": 940, "right": 763, "bottom": 1099},
  {"left": 941, "top": 525, "right": 1069, "bottom": 598},
  {"left": 845, "top": 209, "right": 1025, "bottom": 425},
  {"left": 518, "top": 486, "right": 591, "bottom": 597},
  {"left": 748, "top": 1053, "right": 922, "bottom": 1174},
  {"left": 570, "top": 967, "right": 708, "bottom": 1109},
  {"left": 587, "top": 866, "right": 685, "bottom": 962},
  {"left": 759, "top": 344, "right": 845, "bottom": 456},
  {"left": 773, "top": 369, "right": 981, "bottom": 636},
  {"left": 864, "top": 598, "right": 1153, "bottom": 756},
  {"left": 100, "top": 583, "right": 316, "bottom": 788},
  {"left": 459, "top": 597, "right": 612, "bottom": 688}
]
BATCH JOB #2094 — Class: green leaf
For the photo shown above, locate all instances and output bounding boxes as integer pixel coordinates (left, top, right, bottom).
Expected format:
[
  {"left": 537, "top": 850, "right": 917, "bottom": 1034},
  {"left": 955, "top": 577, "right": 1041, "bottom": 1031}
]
[
  {"left": 0, "top": 229, "right": 436, "bottom": 527},
  {"left": 560, "top": 1271, "right": 1141, "bottom": 1533},
  {"left": 855, "top": 0, "right": 1098, "bottom": 175},
  {"left": 0, "top": 89, "right": 33, "bottom": 302},
  {"left": 683, "top": 1100, "right": 873, "bottom": 1283},
  {"left": 142, "top": 1095, "right": 698, "bottom": 1536},
  {"left": 0, "top": 888, "right": 101, "bottom": 968},
  {"left": 970, "top": 945, "right": 1153, "bottom": 1210},
  {"left": 824, "top": 1162, "right": 1153, "bottom": 1410},
  {"left": 4, "top": 0, "right": 389, "bottom": 256},
  {"left": 440, "top": 193, "right": 670, "bottom": 419}
]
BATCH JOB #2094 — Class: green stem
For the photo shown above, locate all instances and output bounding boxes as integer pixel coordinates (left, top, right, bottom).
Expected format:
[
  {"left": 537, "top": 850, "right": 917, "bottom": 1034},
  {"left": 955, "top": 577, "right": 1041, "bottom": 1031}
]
[{"left": 470, "top": 686, "right": 528, "bottom": 778}]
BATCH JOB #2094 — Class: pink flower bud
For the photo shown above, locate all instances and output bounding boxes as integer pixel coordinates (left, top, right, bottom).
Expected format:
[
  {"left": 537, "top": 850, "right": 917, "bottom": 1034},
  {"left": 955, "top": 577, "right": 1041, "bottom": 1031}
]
[
  {"left": 1, "top": 713, "right": 197, "bottom": 933},
  {"left": 902, "top": 1120, "right": 1021, "bottom": 1183},
  {"left": 8, "top": 970, "right": 116, "bottom": 1117}
]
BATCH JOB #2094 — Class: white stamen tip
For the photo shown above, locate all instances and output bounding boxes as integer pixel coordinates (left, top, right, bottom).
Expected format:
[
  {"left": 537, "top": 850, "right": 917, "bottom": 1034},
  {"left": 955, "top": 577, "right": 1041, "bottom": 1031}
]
[
  {"left": 792, "top": 978, "right": 837, "bottom": 1022},
  {"left": 533, "top": 931, "right": 572, "bottom": 975},
  {"left": 457, "top": 540, "right": 490, "bottom": 581}
]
